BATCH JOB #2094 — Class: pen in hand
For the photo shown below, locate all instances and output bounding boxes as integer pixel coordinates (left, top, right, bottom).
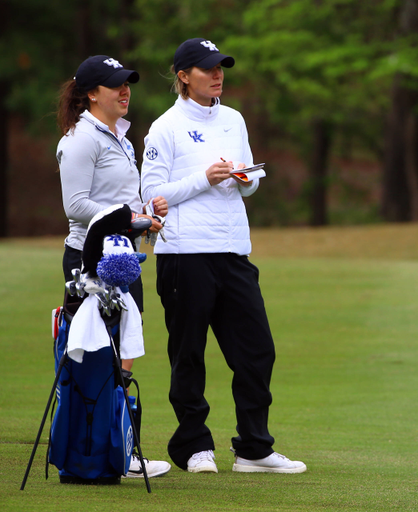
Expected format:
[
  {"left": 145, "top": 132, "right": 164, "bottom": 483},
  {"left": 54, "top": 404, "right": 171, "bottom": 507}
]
[
  {"left": 222, "top": 158, "right": 251, "bottom": 186},
  {"left": 220, "top": 157, "right": 234, "bottom": 170}
]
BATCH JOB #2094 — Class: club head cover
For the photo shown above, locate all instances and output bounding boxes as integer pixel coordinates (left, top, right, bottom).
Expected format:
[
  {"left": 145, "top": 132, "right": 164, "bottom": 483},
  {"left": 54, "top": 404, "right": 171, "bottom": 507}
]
[
  {"left": 120, "top": 215, "right": 153, "bottom": 244},
  {"left": 96, "top": 234, "right": 141, "bottom": 288},
  {"left": 82, "top": 204, "right": 132, "bottom": 276}
]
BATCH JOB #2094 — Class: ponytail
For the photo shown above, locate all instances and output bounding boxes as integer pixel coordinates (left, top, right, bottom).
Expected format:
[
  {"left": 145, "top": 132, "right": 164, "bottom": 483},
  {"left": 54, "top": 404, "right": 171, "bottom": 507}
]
[{"left": 57, "top": 79, "right": 90, "bottom": 135}]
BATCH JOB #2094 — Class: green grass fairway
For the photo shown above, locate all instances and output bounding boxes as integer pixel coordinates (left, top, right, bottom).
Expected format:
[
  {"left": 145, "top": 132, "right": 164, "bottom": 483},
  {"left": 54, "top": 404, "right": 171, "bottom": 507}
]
[{"left": 1, "top": 225, "right": 418, "bottom": 511}]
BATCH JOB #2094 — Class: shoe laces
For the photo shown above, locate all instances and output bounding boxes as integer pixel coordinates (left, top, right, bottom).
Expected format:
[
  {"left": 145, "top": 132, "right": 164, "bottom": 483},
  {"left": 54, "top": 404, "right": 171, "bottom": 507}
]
[
  {"left": 132, "top": 451, "right": 149, "bottom": 464},
  {"left": 273, "top": 452, "right": 289, "bottom": 461},
  {"left": 191, "top": 450, "right": 215, "bottom": 462}
]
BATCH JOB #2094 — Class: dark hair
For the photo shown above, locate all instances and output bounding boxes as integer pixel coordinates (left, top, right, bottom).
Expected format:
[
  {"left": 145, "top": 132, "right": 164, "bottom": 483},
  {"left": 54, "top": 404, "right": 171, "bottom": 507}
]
[
  {"left": 170, "top": 64, "right": 193, "bottom": 99},
  {"left": 57, "top": 79, "right": 91, "bottom": 135}
]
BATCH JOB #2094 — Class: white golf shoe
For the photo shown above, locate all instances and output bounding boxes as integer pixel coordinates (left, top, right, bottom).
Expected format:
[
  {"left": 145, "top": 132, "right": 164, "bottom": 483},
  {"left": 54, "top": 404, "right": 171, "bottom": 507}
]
[
  {"left": 231, "top": 449, "right": 307, "bottom": 474},
  {"left": 187, "top": 450, "right": 218, "bottom": 473},
  {"left": 124, "top": 453, "right": 171, "bottom": 478}
]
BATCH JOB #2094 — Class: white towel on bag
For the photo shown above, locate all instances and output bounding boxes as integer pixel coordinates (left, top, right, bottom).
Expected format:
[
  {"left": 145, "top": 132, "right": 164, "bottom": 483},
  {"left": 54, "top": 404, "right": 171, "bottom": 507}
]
[{"left": 67, "top": 291, "right": 144, "bottom": 363}]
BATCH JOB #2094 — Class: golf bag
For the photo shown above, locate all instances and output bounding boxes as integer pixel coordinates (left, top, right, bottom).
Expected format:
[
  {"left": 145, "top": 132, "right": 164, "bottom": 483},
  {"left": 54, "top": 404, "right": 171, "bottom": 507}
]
[
  {"left": 48, "top": 294, "right": 138, "bottom": 484},
  {"left": 21, "top": 204, "right": 155, "bottom": 491}
]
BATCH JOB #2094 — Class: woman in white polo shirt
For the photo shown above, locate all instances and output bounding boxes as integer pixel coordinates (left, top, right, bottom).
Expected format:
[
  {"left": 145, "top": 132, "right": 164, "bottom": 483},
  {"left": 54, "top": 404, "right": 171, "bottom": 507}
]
[
  {"left": 141, "top": 39, "right": 307, "bottom": 475},
  {"left": 56, "top": 55, "right": 170, "bottom": 478}
]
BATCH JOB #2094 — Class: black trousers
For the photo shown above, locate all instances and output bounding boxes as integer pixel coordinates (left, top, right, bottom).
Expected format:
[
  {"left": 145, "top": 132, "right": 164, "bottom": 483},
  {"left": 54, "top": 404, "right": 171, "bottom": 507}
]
[{"left": 157, "top": 253, "right": 276, "bottom": 470}]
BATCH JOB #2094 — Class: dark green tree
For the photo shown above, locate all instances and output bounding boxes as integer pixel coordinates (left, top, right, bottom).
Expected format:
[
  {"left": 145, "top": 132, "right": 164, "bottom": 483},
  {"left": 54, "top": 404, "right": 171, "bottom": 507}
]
[
  {"left": 0, "top": 0, "right": 138, "bottom": 236},
  {"left": 0, "top": 0, "right": 252, "bottom": 236},
  {"left": 226, "top": 0, "right": 401, "bottom": 225}
]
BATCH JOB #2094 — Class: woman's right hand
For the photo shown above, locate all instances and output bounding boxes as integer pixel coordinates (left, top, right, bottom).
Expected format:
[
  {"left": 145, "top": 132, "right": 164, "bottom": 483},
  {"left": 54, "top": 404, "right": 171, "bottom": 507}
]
[
  {"left": 145, "top": 215, "right": 164, "bottom": 233},
  {"left": 206, "top": 161, "right": 234, "bottom": 186},
  {"left": 132, "top": 213, "right": 164, "bottom": 233},
  {"left": 146, "top": 215, "right": 163, "bottom": 233}
]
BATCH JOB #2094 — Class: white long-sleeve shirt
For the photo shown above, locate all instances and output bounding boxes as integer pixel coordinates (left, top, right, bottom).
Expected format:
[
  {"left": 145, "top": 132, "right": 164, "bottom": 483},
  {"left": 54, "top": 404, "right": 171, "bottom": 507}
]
[
  {"left": 141, "top": 96, "right": 259, "bottom": 255},
  {"left": 57, "top": 110, "right": 144, "bottom": 251}
]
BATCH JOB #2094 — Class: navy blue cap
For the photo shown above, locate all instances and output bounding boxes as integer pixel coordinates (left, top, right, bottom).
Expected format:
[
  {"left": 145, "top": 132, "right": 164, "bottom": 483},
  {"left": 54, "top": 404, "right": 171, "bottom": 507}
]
[
  {"left": 75, "top": 55, "right": 139, "bottom": 92},
  {"left": 174, "top": 38, "right": 235, "bottom": 73}
]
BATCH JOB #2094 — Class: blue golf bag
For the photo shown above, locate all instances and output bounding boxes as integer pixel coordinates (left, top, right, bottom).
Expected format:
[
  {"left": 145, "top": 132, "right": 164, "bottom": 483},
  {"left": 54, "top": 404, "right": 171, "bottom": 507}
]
[
  {"left": 21, "top": 204, "right": 153, "bottom": 491},
  {"left": 48, "top": 295, "right": 138, "bottom": 484}
]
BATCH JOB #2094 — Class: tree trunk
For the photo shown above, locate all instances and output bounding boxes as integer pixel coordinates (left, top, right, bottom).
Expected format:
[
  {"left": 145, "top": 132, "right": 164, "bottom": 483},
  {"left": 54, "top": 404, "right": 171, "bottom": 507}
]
[
  {"left": 0, "top": 82, "right": 9, "bottom": 237},
  {"left": 117, "top": 0, "right": 143, "bottom": 184},
  {"left": 0, "top": 0, "right": 9, "bottom": 237},
  {"left": 404, "top": 111, "right": 418, "bottom": 220},
  {"left": 309, "top": 118, "right": 331, "bottom": 226},
  {"left": 381, "top": 77, "right": 412, "bottom": 221},
  {"left": 381, "top": 0, "right": 418, "bottom": 222}
]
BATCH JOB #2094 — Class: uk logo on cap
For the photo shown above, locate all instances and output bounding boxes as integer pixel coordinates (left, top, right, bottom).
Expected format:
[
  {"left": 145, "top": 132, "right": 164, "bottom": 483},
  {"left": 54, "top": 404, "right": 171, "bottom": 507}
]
[
  {"left": 103, "top": 58, "right": 123, "bottom": 69},
  {"left": 200, "top": 41, "right": 219, "bottom": 52}
]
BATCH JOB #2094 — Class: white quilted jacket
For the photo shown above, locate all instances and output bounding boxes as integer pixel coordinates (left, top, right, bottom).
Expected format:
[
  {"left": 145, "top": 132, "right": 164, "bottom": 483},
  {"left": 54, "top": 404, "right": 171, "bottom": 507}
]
[{"left": 141, "top": 96, "right": 259, "bottom": 255}]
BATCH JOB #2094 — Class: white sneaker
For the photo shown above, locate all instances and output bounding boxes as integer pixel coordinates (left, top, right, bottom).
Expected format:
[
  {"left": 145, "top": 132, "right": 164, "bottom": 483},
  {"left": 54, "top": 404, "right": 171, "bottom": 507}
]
[
  {"left": 125, "top": 454, "right": 171, "bottom": 478},
  {"left": 187, "top": 450, "right": 218, "bottom": 473},
  {"left": 232, "top": 450, "right": 307, "bottom": 474}
]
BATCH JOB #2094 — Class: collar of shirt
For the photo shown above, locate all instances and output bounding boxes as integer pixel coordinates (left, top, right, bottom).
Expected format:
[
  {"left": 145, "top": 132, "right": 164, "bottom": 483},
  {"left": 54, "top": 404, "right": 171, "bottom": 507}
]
[
  {"left": 80, "top": 109, "right": 131, "bottom": 141},
  {"left": 175, "top": 96, "right": 220, "bottom": 122}
]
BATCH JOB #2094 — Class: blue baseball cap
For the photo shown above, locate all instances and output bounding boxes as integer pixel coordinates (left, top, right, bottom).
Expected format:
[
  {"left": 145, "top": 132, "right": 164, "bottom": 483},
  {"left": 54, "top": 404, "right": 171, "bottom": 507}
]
[
  {"left": 174, "top": 38, "right": 235, "bottom": 73},
  {"left": 75, "top": 55, "right": 140, "bottom": 92}
]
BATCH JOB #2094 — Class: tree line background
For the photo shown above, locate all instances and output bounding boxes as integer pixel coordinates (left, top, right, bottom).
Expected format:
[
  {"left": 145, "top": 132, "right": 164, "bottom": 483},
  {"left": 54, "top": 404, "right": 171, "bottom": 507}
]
[{"left": 2, "top": 0, "right": 418, "bottom": 237}]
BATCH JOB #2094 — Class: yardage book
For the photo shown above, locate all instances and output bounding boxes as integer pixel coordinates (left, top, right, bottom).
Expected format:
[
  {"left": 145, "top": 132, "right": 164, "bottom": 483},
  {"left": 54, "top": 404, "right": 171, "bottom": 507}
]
[{"left": 230, "top": 163, "right": 266, "bottom": 183}]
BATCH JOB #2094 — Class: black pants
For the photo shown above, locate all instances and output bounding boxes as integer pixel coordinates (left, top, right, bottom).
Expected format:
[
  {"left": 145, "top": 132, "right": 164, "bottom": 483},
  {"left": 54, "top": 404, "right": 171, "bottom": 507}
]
[
  {"left": 63, "top": 245, "right": 144, "bottom": 312},
  {"left": 157, "top": 253, "right": 276, "bottom": 470}
]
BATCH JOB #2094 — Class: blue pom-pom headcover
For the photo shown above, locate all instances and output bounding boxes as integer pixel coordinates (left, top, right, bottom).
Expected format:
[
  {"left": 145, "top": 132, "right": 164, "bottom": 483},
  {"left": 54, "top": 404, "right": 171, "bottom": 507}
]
[{"left": 96, "top": 234, "right": 141, "bottom": 287}]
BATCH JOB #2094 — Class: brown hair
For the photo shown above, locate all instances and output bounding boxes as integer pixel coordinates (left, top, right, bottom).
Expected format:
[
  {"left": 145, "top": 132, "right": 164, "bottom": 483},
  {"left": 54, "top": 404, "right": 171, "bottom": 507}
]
[
  {"left": 57, "top": 79, "right": 91, "bottom": 135},
  {"left": 170, "top": 64, "right": 193, "bottom": 99}
]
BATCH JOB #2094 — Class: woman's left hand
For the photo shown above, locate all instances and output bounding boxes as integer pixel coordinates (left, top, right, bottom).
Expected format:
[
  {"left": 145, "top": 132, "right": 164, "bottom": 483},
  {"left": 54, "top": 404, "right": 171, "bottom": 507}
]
[{"left": 231, "top": 163, "right": 252, "bottom": 187}]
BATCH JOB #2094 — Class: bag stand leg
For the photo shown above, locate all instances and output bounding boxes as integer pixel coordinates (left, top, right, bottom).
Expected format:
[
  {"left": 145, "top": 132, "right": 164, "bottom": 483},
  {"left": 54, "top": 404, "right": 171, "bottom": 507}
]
[
  {"left": 107, "top": 326, "right": 152, "bottom": 494},
  {"left": 20, "top": 351, "right": 68, "bottom": 491}
]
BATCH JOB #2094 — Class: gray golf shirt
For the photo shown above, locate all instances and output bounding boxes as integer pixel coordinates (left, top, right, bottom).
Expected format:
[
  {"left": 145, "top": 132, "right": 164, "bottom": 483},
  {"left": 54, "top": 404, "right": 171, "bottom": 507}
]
[{"left": 58, "top": 110, "right": 144, "bottom": 251}]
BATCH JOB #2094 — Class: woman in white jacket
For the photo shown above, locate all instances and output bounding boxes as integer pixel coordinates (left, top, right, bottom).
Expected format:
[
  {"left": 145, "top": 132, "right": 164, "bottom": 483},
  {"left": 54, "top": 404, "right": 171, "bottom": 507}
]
[
  {"left": 141, "top": 38, "right": 306, "bottom": 475},
  {"left": 57, "top": 55, "right": 170, "bottom": 478}
]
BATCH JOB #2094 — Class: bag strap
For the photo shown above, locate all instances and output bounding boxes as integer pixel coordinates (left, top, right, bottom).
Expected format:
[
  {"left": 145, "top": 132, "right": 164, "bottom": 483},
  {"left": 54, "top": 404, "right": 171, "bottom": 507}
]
[{"left": 129, "top": 377, "right": 142, "bottom": 448}]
